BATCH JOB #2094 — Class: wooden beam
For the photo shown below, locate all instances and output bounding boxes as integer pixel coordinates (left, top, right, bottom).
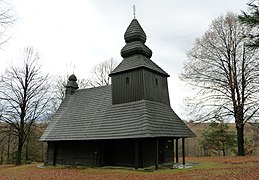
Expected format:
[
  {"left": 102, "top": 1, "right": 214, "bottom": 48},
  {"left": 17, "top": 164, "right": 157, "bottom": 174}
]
[
  {"left": 53, "top": 142, "right": 57, "bottom": 166},
  {"left": 100, "top": 141, "right": 104, "bottom": 166},
  {"left": 155, "top": 138, "right": 159, "bottom": 170},
  {"left": 182, "top": 138, "right": 185, "bottom": 165},
  {"left": 172, "top": 139, "right": 174, "bottom": 162},
  {"left": 135, "top": 139, "right": 139, "bottom": 169},
  {"left": 175, "top": 138, "right": 179, "bottom": 163}
]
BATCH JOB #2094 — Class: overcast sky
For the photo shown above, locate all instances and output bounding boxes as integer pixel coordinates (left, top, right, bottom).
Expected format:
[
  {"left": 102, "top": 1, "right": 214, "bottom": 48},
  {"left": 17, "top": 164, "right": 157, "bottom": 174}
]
[{"left": 0, "top": 0, "right": 248, "bottom": 118}]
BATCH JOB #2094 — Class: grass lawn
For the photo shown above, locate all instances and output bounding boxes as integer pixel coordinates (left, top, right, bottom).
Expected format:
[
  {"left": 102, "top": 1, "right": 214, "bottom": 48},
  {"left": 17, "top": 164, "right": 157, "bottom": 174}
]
[{"left": 0, "top": 156, "right": 259, "bottom": 179}]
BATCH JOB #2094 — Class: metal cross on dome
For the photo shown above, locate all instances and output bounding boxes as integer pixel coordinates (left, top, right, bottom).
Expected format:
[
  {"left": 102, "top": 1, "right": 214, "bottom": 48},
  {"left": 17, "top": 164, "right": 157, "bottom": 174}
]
[{"left": 133, "top": 5, "right": 136, "bottom": 19}]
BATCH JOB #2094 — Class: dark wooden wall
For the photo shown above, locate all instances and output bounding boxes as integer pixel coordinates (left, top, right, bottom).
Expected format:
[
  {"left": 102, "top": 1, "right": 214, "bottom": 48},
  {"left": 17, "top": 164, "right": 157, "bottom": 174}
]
[
  {"left": 111, "top": 68, "right": 170, "bottom": 105},
  {"left": 143, "top": 70, "right": 170, "bottom": 106},
  {"left": 55, "top": 141, "right": 101, "bottom": 166},
  {"left": 142, "top": 138, "right": 173, "bottom": 167},
  {"left": 103, "top": 139, "right": 135, "bottom": 167},
  {"left": 45, "top": 138, "right": 174, "bottom": 168},
  {"left": 45, "top": 142, "right": 55, "bottom": 166},
  {"left": 142, "top": 139, "right": 156, "bottom": 167},
  {"left": 111, "top": 69, "right": 144, "bottom": 104}
]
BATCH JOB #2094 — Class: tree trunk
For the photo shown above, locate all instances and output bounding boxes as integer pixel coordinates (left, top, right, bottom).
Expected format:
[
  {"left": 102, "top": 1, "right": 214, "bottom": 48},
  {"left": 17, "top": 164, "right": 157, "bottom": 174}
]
[
  {"left": 222, "top": 148, "right": 226, "bottom": 156},
  {"left": 25, "top": 139, "right": 29, "bottom": 162},
  {"left": 236, "top": 124, "right": 245, "bottom": 156},
  {"left": 7, "top": 132, "right": 10, "bottom": 163},
  {"left": 0, "top": 148, "right": 3, "bottom": 165},
  {"left": 16, "top": 137, "right": 23, "bottom": 165}
]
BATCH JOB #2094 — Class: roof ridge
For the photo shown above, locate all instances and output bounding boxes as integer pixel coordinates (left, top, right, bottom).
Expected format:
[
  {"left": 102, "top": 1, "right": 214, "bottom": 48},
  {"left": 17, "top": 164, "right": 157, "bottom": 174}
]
[
  {"left": 77, "top": 84, "right": 111, "bottom": 92},
  {"left": 142, "top": 100, "right": 152, "bottom": 137}
]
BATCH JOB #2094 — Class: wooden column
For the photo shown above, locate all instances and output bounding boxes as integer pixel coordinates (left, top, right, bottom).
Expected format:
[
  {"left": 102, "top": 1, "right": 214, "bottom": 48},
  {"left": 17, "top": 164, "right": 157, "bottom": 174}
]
[
  {"left": 175, "top": 138, "right": 179, "bottom": 163},
  {"left": 182, "top": 138, "right": 185, "bottom": 165},
  {"left": 100, "top": 141, "right": 104, "bottom": 166},
  {"left": 135, "top": 139, "right": 139, "bottom": 169},
  {"left": 53, "top": 142, "right": 57, "bottom": 166},
  {"left": 172, "top": 139, "right": 174, "bottom": 162},
  {"left": 155, "top": 138, "right": 159, "bottom": 170}
]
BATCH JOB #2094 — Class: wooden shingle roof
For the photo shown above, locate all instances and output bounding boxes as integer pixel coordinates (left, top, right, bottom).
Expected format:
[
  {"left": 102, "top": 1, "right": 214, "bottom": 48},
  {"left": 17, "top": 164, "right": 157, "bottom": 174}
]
[
  {"left": 40, "top": 85, "right": 194, "bottom": 141},
  {"left": 110, "top": 54, "right": 169, "bottom": 76}
]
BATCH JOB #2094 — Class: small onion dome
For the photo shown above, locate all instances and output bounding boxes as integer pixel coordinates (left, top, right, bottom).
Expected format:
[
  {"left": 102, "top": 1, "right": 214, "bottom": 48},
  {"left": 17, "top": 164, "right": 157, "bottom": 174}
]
[
  {"left": 124, "top": 19, "right": 146, "bottom": 43},
  {"left": 66, "top": 74, "right": 79, "bottom": 89},
  {"left": 121, "top": 18, "right": 152, "bottom": 58},
  {"left": 68, "top": 74, "right": 77, "bottom": 81}
]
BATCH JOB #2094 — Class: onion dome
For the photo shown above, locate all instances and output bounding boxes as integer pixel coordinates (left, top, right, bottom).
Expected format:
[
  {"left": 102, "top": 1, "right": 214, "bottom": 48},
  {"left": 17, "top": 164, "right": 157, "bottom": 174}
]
[
  {"left": 121, "top": 19, "right": 152, "bottom": 58},
  {"left": 124, "top": 19, "right": 146, "bottom": 43},
  {"left": 68, "top": 74, "right": 77, "bottom": 81},
  {"left": 66, "top": 74, "right": 79, "bottom": 90}
]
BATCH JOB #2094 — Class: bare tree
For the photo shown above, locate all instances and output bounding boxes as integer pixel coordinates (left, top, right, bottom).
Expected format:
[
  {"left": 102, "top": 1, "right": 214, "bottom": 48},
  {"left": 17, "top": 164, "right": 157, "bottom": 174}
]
[
  {"left": 0, "top": 47, "right": 52, "bottom": 165},
  {"left": 0, "top": 0, "right": 15, "bottom": 46},
  {"left": 88, "top": 58, "right": 117, "bottom": 87},
  {"left": 181, "top": 13, "right": 259, "bottom": 156}
]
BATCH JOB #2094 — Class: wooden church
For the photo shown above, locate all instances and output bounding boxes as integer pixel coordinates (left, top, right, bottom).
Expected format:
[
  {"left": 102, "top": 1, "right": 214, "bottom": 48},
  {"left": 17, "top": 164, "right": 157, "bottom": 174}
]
[{"left": 40, "top": 17, "right": 195, "bottom": 169}]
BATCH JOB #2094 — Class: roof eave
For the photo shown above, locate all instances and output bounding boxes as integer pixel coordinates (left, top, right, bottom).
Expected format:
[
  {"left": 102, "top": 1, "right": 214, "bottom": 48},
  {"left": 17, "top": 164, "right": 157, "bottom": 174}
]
[{"left": 109, "top": 66, "right": 170, "bottom": 77}]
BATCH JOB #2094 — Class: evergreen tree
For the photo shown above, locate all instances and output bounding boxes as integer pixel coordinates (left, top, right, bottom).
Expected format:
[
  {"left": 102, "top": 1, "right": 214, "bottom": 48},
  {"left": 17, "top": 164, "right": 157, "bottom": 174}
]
[
  {"left": 239, "top": 0, "right": 259, "bottom": 48},
  {"left": 200, "top": 122, "right": 237, "bottom": 156}
]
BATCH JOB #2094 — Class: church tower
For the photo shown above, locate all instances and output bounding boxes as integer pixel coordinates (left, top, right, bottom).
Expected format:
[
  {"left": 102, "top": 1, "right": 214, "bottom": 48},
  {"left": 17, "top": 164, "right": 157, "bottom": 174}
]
[{"left": 109, "top": 18, "right": 170, "bottom": 105}]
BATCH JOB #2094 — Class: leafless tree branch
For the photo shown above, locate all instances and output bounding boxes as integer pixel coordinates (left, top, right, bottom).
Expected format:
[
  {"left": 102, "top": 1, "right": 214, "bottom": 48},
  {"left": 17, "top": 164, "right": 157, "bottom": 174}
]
[
  {"left": 0, "top": 46, "right": 52, "bottom": 165},
  {"left": 180, "top": 12, "right": 259, "bottom": 155}
]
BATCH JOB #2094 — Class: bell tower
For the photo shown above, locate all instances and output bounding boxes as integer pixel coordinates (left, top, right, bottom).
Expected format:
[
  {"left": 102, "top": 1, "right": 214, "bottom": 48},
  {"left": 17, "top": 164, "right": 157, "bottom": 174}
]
[{"left": 109, "top": 18, "right": 170, "bottom": 105}]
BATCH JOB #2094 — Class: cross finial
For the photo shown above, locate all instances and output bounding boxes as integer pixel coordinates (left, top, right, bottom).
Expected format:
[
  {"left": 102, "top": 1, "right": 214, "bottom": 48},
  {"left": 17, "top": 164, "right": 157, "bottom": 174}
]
[{"left": 133, "top": 5, "right": 136, "bottom": 19}]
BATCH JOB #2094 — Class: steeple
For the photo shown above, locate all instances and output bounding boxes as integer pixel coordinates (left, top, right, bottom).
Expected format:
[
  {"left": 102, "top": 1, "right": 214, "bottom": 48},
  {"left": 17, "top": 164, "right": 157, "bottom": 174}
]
[
  {"left": 65, "top": 74, "right": 79, "bottom": 95},
  {"left": 110, "top": 17, "right": 170, "bottom": 105},
  {"left": 121, "top": 19, "right": 152, "bottom": 58},
  {"left": 110, "top": 18, "right": 168, "bottom": 76}
]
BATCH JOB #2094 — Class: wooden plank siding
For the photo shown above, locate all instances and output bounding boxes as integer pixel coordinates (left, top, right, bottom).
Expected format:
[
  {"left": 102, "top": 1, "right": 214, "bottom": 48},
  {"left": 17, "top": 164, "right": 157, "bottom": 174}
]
[
  {"left": 55, "top": 141, "right": 102, "bottom": 167},
  {"left": 45, "top": 142, "right": 56, "bottom": 166},
  {"left": 46, "top": 138, "right": 174, "bottom": 168},
  {"left": 111, "top": 68, "right": 170, "bottom": 105},
  {"left": 143, "top": 70, "right": 170, "bottom": 106},
  {"left": 111, "top": 69, "right": 144, "bottom": 104}
]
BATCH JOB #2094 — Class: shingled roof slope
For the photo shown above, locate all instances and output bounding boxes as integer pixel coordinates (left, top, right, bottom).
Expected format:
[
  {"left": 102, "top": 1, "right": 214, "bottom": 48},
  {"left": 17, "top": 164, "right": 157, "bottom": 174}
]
[
  {"left": 40, "top": 85, "right": 194, "bottom": 141},
  {"left": 110, "top": 54, "right": 169, "bottom": 76}
]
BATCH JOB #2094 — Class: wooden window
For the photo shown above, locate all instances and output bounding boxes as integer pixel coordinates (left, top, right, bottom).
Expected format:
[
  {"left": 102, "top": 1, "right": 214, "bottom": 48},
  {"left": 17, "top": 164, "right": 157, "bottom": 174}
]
[
  {"left": 155, "top": 78, "right": 158, "bottom": 85},
  {"left": 126, "top": 77, "right": 129, "bottom": 84}
]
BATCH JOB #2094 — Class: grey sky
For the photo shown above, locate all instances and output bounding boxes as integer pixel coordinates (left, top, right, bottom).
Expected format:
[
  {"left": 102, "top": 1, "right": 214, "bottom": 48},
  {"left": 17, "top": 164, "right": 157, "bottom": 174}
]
[{"left": 0, "top": 0, "right": 248, "bottom": 118}]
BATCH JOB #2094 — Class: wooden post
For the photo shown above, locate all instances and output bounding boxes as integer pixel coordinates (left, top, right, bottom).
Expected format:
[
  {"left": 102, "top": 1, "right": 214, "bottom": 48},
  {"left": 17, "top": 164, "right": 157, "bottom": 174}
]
[
  {"left": 100, "top": 141, "right": 104, "bottom": 166},
  {"left": 155, "top": 138, "right": 159, "bottom": 170},
  {"left": 53, "top": 142, "right": 57, "bottom": 166},
  {"left": 135, "top": 139, "right": 139, "bottom": 169},
  {"left": 176, "top": 138, "right": 179, "bottom": 163},
  {"left": 172, "top": 139, "right": 174, "bottom": 162},
  {"left": 182, "top": 138, "right": 185, "bottom": 165}
]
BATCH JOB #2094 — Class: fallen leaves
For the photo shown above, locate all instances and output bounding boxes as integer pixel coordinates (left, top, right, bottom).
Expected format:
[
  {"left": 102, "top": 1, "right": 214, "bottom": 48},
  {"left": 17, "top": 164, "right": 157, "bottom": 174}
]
[{"left": 0, "top": 156, "right": 258, "bottom": 180}]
